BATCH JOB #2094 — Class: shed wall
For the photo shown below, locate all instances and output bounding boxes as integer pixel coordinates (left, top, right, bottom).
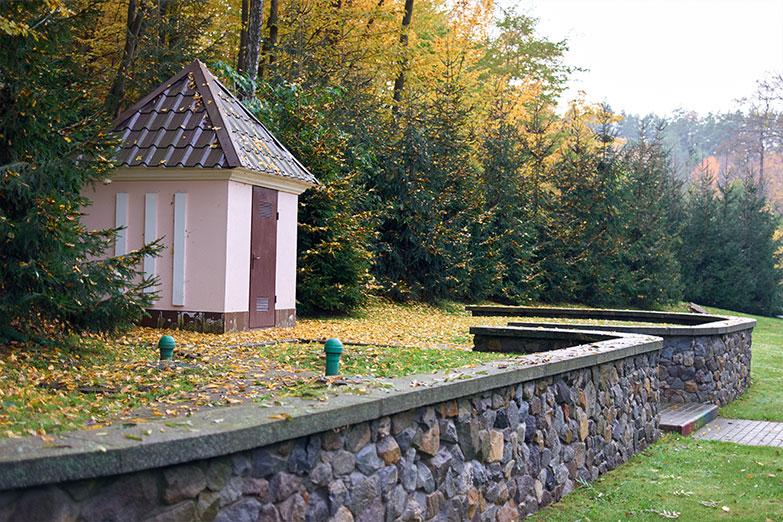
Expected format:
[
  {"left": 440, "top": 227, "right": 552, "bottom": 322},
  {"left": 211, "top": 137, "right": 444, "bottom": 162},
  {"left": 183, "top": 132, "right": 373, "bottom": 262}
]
[
  {"left": 276, "top": 191, "right": 299, "bottom": 312},
  {"left": 82, "top": 180, "right": 230, "bottom": 313},
  {"left": 224, "top": 181, "right": 253, "bottom": 312}
]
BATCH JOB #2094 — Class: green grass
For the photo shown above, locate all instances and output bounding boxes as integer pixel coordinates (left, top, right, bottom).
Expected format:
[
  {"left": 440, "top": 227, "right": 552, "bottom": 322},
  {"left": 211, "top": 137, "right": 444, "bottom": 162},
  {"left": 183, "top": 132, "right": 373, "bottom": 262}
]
[
  {"left": 257, "top": 342, "right": 510, "bottom": 378},
  {"left": 705, "top": 307, "right": 783, "bottom": 422},
  {"left": 534, "top": 435, "right": 783, "bottom": 522},
  {"left": 534, "top": 306, "right": 783, "bottom": 520}
]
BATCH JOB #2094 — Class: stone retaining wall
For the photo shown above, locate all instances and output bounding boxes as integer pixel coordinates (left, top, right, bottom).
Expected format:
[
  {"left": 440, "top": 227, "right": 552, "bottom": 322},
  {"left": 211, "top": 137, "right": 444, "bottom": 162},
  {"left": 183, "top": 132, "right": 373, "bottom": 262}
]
[
  {"left": 659, "top": 331, "right": 751, "bottom": 406},
  {"left": 0, "top": 331, "right": 661, "bottom": 522},
  {"left": 467, "top": 305, "right": 755, "bottom": 407}
]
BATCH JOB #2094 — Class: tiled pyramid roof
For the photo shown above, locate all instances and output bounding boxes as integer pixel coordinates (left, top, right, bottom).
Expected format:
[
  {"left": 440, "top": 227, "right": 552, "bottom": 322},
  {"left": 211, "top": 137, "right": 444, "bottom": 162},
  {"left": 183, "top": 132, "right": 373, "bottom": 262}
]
[{"left": 112, "top": 60, "right": 317, "bottom": 185}]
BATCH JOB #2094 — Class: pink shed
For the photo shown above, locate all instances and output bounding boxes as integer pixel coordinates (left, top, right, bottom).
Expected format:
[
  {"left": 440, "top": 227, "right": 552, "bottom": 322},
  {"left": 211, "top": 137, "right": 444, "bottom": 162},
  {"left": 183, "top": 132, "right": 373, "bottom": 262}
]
[{"left": 81, "top": 61, "right": 317, "bottom": 332}]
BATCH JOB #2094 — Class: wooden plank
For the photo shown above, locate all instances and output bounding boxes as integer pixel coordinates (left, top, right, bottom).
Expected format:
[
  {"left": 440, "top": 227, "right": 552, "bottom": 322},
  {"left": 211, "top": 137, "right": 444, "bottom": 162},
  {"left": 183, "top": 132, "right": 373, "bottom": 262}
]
[
  {"left": 172, "top": 192, "right": 187, "bottom": 306},
  {"left": 143, "top": 192, "right": 157, "bottom": 293}
]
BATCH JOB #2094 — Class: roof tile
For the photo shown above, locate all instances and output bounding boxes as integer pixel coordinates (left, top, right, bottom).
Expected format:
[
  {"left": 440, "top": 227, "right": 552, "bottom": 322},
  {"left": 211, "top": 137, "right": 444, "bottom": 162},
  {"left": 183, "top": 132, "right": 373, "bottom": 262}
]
[{"left": 112, "top": 60, "right": 317, "bottom": 185}]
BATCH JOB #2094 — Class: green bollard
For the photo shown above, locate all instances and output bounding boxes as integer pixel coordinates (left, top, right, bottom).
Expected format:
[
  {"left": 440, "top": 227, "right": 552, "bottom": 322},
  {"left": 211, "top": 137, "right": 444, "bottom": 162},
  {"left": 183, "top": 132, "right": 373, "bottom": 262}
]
[
  {"left": 158, "top": 335, "right": 175, "bottom": 360},
  {"left": 324, "top": 338, "right": 344, "bottom": 376}
]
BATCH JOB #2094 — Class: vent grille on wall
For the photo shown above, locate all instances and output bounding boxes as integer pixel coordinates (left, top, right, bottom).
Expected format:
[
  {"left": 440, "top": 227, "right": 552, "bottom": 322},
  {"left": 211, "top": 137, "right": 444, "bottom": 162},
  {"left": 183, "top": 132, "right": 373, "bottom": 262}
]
[
  {"left": 258, "top": 201, "right": 274, "bottom": 219},
  {"left": 256, "top": 297, "right": 270, "bottom": 312}
]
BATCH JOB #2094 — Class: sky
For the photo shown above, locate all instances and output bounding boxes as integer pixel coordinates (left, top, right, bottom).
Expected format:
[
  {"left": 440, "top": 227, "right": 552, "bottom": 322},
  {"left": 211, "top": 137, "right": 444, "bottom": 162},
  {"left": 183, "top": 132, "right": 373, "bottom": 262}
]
[{"left": 507, "top": 0, "right": 783, "bottom": 116}]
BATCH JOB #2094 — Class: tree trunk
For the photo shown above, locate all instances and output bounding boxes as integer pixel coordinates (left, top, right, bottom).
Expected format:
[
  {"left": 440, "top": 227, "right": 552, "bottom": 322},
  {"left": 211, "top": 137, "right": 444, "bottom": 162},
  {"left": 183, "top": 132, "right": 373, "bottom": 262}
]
[
  {"left": 157, "top": 0, "right": 176, "bottom": 48},
  {"left": 106, "top": 0, "right": 147, "bottom": 117},
  {"left": 237, "top": 0, "right": 249, "bottom": 74},
  {"left": 237, "top": 0, "right": 265, "bottom": 99},
  {"left": 392, "top": 0, "right": 414, "bottom": 115},
  {"left": 258, "top": 0, "right": 279, "bottom": 80}
]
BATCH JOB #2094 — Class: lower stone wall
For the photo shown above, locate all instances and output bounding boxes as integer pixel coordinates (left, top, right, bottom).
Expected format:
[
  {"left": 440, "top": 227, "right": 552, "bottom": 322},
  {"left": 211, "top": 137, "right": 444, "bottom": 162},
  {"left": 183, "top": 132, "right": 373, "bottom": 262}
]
[
  {"left": 659, "top": 330, "right": 752, "bottom": 406},
  {"left": 0, "top": 352, "right": 659, "bottom": 522}
]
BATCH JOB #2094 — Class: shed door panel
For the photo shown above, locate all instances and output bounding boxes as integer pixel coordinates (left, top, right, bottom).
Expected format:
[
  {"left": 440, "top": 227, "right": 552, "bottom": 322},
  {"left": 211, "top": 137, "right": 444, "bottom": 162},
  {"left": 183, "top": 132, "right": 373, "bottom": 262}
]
[{"left": 249, "top": 187, "right": 277, "bottom": 328}]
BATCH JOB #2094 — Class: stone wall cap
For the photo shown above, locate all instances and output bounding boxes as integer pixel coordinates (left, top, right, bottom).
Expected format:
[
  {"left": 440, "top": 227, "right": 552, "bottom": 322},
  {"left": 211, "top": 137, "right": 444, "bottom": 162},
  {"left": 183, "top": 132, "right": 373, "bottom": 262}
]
[
  {"left": 0, "top": 328, "right": 661, "bottom": 491},
  {"left": 466, "top": 306, "right": 756, "bottom": 337}
]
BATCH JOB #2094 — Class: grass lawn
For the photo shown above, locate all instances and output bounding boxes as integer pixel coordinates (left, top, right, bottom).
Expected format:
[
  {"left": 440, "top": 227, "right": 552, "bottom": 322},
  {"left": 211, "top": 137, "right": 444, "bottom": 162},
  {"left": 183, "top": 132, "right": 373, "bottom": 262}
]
[
  {"left": 533, "top": 435, "right": 783, "bottom": 522},
  {"left": 0, "top": 298, "right": 516, "bottom": 438},
  {"left": 706, "top": 307, "right": 783, "bottom": 422}
]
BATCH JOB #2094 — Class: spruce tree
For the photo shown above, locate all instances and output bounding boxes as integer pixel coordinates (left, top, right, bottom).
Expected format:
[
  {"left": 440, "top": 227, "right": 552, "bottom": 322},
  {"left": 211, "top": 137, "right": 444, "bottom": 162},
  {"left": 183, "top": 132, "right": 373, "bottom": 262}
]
[
  {"left": 0, "top": 3, "right": 159, "bottom": 343},
  {"left": 538, "top": 102, "right": 620, "bottom": 305},
  {"left": 736, "top": 180, "right": 782, "bottom": 314},
  {"left": 480, "top": 94, "right": 540, "bottom": 303},
  {"left": 679, "top": 169, "right": 721, "bottom": 304},
  {"left": 375, "top": 52, "right": 485, "bottom": 302},
  {"left": 615, "top": 121, "right": 683, "bottom": 307},
  {"left": 251, "top": 81, "right": 373, "bottom": 314},
  {"left": 680, "top": 173, "right": 782, "bottom": 315}
]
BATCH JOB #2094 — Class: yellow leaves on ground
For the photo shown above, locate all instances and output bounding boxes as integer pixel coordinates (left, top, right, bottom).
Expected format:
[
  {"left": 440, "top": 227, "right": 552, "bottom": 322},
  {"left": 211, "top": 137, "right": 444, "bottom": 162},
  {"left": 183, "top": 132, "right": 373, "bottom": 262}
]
[{"left": 0, "top": 298, "right": 513, "bottom": 438}]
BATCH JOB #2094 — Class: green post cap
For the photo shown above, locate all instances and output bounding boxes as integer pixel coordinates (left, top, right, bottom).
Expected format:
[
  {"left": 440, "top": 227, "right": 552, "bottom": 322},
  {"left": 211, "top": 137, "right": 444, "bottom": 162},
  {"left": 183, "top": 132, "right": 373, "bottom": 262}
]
[
  {"left": 158, "top": 335, "right": 175, "bottom": 360},
  {"left": 324, "top": 338, "right": 343, "bottom": 376},
  {"left": 324, "top": 338, "right": 344, "bottom": 354}
]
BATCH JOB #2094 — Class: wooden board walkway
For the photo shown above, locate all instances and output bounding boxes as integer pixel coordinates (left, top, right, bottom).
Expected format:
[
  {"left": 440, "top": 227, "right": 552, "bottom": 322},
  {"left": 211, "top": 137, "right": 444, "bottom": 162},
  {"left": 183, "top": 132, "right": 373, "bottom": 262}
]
[{"left": 694, "top": 417, "right": 783, "bottom": 447}]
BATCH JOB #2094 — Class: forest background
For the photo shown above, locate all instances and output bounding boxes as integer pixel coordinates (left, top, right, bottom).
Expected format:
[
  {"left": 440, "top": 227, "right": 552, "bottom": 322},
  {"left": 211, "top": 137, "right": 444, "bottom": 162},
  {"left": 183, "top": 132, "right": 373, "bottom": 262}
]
[{"left": 1, "top": 0, "right": 781, "bottom": 342}]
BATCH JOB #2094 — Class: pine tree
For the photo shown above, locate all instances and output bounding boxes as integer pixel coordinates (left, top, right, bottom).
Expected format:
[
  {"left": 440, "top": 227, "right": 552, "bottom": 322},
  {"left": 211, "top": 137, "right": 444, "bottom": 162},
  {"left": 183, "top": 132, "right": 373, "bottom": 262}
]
[
  {"left": 538, "top": 101, "right": 621, "bottom": 305},
  {"left": 615, "top": 120, "right": 683, "bottom": 307},
  {"left": 0, "top": 3, "right": 159, "bottom": 343},
  {"left": 479, "top": 94, "right": 540, "bottom": 303}
]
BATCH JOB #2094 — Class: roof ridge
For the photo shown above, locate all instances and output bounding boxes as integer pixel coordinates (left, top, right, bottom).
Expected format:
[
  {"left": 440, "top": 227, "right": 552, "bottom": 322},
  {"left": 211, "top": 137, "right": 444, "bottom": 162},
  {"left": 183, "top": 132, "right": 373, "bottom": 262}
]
[
  {"left": 190, "top": 61, "right": 241, "bottom": 168},
  {"left": 110, "top": 60, "right": 316, "bottom": 185},
  {"left": 205, "top": 72, "right": 315, "bottom": 182},
  {"left": 112, "top": 61, "right": 200, "bottom": 128}
]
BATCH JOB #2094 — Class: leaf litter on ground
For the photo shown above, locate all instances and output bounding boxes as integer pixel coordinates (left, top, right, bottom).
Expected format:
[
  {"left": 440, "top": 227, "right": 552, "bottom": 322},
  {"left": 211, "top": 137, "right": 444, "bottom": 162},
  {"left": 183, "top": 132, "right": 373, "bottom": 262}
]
[{"left": 0, "top": 298, "right": 518, "bottom": 438}]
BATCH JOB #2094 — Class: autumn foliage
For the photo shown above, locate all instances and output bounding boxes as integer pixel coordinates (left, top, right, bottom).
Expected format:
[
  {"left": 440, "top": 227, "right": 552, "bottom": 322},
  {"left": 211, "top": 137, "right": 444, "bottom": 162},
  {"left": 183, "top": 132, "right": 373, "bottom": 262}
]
[{"left": 0, "top": 0, "right": 781, "bottom": 348}]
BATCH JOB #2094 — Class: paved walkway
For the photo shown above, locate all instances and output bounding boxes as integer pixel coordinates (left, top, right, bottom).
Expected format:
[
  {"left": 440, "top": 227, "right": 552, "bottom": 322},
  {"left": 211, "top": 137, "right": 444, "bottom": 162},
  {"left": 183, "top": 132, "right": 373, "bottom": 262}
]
[{"left": 694, "top": 417, "right": 783, "bottom": 447}]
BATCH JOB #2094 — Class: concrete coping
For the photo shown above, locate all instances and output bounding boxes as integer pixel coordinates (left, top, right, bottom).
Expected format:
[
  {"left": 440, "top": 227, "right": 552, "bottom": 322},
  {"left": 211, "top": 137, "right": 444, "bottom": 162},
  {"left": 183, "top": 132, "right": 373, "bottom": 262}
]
[
  {"left": 466, "top": 305, "right": 756, "bottom": 337},
  {"left": 0, "top": 327, "right": 661, "bottom": 491}
]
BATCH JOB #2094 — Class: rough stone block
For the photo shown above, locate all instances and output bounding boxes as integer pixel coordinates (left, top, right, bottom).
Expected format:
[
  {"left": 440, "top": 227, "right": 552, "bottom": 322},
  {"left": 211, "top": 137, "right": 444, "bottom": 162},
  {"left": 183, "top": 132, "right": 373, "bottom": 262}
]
[
  {"left": 413, "top": 422, "right": 440, "bottom": 456},
  {"left": 163, "top": 465, "right": 206, "bottom": 504},
  {"left": 215, "top": 498, "right": 262, "bottom": 522},
  {"left": 8, "top": 486, "right": 77, "bottom": 522},
  {"left": 376, "top": 436, "right": 402, "bottom": 465}
]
